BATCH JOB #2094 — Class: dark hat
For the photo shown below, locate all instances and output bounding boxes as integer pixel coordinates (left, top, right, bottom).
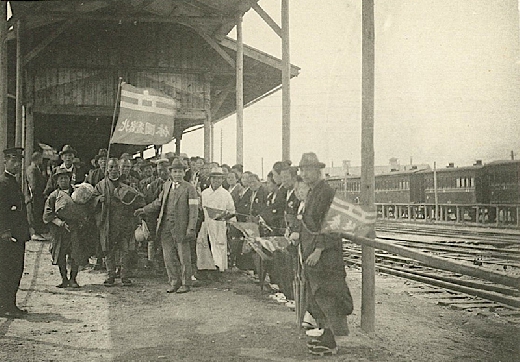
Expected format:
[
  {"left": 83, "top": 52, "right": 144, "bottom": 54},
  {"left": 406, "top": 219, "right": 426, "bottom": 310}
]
[
  {"left": 140, "top": 160, "right": 153, "bottom": 169},
  {"left": 298, "top": 152, "right": 325, "bottom": 169},
  {"left": 120, "top": 153, "right": 132, "bottom": 161},
  {"left": 53, "top": 167, "right": 72, "bottom": 180},
  {"left": 273, "top": 160, "right": 292, "bottom": 174},
  {"left": 94, "top": 148, "right": 108, "bottom": 161},
  {"left": 170, "top": 158, "right": 185, "bottom": 170},
  {"left": 59, "top": 145, "right": 76, "bottom": 156},
  {"left": 209, "top": 167, "right": 224, "bottom": 177},
  {"left": 3, "top": 147, "right": 24, "bottom": 159}
]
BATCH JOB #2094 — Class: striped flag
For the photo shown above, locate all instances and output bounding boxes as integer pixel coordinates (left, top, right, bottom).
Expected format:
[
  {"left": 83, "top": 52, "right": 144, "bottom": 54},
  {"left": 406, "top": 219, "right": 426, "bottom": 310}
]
[
  {"left": 322, "top": 192, "right": 377, "bottom": 238},
  {"left": 110, "top": 83, "right": 176, "bottom": 145}
]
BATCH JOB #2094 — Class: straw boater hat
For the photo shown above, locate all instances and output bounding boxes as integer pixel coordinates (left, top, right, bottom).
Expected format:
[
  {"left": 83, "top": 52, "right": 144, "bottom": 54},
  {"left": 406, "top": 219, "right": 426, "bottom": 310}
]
[
  {"left": 209, "top": 167, "right": 224, "bottom": 177},
  {"left": 53, "top": 168, "right": 72, "bottom": 180},
  {"left": 59, "top": 145, "right": 76, "bottom": 156},
  {"left": 298, "top": 152, "right": 325, "bottom": 169}
]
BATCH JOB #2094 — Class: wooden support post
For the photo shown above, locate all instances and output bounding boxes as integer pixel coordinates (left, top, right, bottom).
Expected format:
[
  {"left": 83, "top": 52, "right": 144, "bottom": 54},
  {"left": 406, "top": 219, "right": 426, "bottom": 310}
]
[
  {"left": 236, "top": 14, "right": 244, "bottom": 165},
  {"left": 433, "top": 162, "right": 439, "bottom": 221},
  {"left": 0, "top": 2, "right": 7, "bottom": 171},
  {"left": 210, "top": 122, "right": 214, "bottom": 162},
  {"left": 360, "top": 0, "right": 376, "bottom": 334},
  {"left": 281, "top": 0, "right": 291, "bottom": 161},
  {"left": 408, "top": 205, "right": 411, "bottom": 220},
  {"left": 456, "top": 206, "right": 460, "bottom": 223},
  {"left": 203, "top": 79, "right": 211, "bottom": 162},
  {"left": 15, "top": 20, "right": 23, "bottom": 148},
  {"left": 175, "top": 136, "right": 182, "bottom": 156},
  {"left": 496, "top": 206, "right": 500, "bottom": 225}
]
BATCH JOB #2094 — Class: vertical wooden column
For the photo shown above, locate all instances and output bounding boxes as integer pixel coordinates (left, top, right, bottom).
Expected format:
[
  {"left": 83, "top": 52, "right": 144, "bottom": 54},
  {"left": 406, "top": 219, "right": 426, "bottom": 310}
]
[
  {"left": 0, "top": 2, "right": 8, "bottom": 171},
  {"left": 15, "top": 20, "right": 23, "bottom": 148},
  {"left": 236, "top": 14, "right": 244, "bottom": 165},
  {"left": 203, "top": 75, "right": 212, "bottom": 161},
  {"left": 210, "top": 122, "right": 215, "bottom": 162},
  {"left": 281, "top": 0, "right": 291, "bottom": 161},
  {"left": 433, "top": 162, "right": 439, "bottom": 220},
  {"left": 360, "top": 0, "right": 376, "bottom": 333}
]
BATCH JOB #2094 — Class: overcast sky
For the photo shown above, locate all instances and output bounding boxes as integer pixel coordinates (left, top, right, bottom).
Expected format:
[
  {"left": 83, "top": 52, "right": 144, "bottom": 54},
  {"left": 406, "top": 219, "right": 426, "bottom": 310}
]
[{"left": 165, "top": 1, "right": 519, "bottom": 176}]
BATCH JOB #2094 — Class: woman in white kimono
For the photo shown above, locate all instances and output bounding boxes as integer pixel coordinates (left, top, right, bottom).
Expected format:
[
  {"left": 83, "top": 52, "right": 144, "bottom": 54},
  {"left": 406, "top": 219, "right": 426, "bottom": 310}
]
[{"left": 197, "top": 167, "right": 236, "bottom": 278}]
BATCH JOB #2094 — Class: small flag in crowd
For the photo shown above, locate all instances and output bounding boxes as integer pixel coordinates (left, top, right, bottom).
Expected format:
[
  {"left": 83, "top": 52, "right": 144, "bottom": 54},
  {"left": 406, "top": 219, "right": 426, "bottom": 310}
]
[
  {"left": 228, "top": 222, "right": 260, "bottom": 239},
  {"left": 110, "top": 83, "right": 176, "bottom": 145},
  {"left": 322, "top": 192, "right": 377, "bottom": 238},
  {"left": 204, "top": 206, "right": 232, "bottom": 220},
  {"left": 256, "top": 236, "right": 291, "bottom": 253}
]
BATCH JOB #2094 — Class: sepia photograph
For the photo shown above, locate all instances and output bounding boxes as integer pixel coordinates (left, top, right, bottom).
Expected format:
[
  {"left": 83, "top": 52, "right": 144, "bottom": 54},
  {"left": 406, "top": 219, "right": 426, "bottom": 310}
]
[{"left": 0, "top": 1, "right": 519, "bottom": 361}]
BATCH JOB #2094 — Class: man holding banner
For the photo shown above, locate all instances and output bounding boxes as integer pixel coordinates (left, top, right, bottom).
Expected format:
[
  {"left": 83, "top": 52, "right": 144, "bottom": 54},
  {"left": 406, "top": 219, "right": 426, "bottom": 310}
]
[{"left": 297, "top": 152, "right": 354, "bottom": 357}]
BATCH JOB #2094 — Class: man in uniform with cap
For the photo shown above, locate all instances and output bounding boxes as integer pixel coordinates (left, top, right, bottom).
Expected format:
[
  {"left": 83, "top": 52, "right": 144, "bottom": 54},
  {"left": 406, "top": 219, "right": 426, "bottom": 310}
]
[
  {"left": 0, "top": 148, "right": 31, "bottom": 317},
  {"left": 44, "top": 144, "right": 84, "bottom": 197},
  {"left": 297, "top": 152, "right": 353, "bottom": 356},
  {"left": 135, "top": 158, "right": 199, "bottom": 293}
]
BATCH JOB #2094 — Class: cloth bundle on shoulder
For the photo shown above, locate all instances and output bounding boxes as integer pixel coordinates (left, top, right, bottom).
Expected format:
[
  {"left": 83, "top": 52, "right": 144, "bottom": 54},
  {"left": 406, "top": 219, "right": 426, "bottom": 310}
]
[
  {"left": 55, "top": 190, "right": 89, "bottom": 222},
  {"left": 72, "top": 183, "right": 95, "bottom": 204}
]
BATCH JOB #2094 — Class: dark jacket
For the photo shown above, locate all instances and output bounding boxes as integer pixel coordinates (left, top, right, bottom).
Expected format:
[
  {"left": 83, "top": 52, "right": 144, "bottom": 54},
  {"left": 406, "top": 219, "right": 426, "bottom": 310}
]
[
  {"left": 235, "top": 188, "right": 252, "bottom": 222},
  {"left": 85, "top": 168, "right": 105, "bottom": 186},
  {"left": 0, "top": 172, "right": 31, "bottom": 243},
  {"left": 142, "top": 180, "right": 198, "bottom": 243},
  {"left": 261, "top": 185, "right": 287, "bottom": 234}
]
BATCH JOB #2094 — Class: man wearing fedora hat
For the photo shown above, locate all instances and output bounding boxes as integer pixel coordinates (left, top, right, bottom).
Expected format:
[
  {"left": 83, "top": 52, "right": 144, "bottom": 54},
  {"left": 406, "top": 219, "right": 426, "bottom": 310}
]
[
  {"left": 0, "top": 148, "right": 31, "bottom": 317},
  {"left": 196, "top": 166, "right": 235, "bottom": 277},
  {"left": 44, "top": 145, "right": 84, "bottom": 197},
  {"left": 135, "top": 158, "right": 199, "bottom": 293},
  {"left": 86, "top": 148, "right": 108, "bottom": 186},
  {"left": 297, "top": 152, "right": 353, "bottom": 356}
]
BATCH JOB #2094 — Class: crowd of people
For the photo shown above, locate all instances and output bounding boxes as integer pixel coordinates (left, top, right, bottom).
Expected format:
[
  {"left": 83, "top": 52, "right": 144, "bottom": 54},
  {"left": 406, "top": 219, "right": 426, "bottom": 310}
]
[{"left": 1, "top": 145, "right": 353, "bottom": 357}]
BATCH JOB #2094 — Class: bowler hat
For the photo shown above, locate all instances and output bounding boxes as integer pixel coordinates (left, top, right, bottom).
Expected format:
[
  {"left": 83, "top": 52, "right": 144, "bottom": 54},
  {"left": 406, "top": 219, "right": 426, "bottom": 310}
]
[
  {"left": 209, "top": 167, "right": 224, "bottom": 177},
  {"left": 94, "top": 149, "right": 108, "bottom": 161},
  {"left": 298, "top": 152, "right": 325, "bottom": 169},
  {"left": 3, "top": 147, "right": 24, "bottom": 158},
  {"left": 59, "top": 145, "right": 76, "bottom": 156},
  {"left": 170, "top": 158, "right": 185, "bottom": 170},
  {"left": 53, "top": 168, "right": 72, "bottom": 180}
]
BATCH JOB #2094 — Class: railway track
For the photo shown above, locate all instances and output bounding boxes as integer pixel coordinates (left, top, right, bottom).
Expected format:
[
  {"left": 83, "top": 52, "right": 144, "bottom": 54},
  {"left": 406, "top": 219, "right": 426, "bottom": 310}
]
[{"left": 343, "top": 224, "right": 520, "bottom": 322}]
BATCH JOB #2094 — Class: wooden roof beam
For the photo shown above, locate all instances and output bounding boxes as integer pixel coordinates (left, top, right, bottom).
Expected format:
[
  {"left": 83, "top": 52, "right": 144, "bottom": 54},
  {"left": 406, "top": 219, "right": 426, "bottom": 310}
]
[
  {"left": 251, "top": 3, "right": 281, "bottom": 38},
  {"left": 211, "top": 79, "right": 235, "bottom": 115},
  {"left": 23, "top": 19, "right": 75, "bottom": 66},
  {"left": 193, "top": 28, "right": 235, "bottom": 69}
]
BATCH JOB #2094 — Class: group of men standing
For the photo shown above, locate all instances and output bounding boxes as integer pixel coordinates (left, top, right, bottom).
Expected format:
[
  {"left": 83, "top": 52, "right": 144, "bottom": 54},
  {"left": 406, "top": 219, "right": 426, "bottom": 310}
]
[{"left": 0, "top": 145, "right": 353, "bottom": 356}]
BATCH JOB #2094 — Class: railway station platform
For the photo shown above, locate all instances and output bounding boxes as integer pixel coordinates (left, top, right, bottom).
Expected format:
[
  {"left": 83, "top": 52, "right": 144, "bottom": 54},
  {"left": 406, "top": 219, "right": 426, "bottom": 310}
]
[{"left": 0, "top": 240, "right": 518, "bottom": 362}]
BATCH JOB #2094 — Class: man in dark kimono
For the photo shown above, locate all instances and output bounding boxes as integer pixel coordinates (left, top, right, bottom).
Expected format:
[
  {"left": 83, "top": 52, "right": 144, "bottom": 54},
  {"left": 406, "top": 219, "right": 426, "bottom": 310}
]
[
  {"left": 26, "top": 151, "right": 47, "bottom": 240},
  {"left": 93, "top": 158, "right": 142, "bottom": 287},
  {"left": 298, "top": 152, "right": 353, "bottom": 356},
  {"left": 0, "top": 148, "right": 31, "bottom": 317}
]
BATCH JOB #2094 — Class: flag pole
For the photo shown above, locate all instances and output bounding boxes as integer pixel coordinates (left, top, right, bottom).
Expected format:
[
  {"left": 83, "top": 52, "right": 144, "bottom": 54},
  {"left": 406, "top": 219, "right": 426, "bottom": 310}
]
[
  {"left": 102, "top": 77, "right": 123, "bottom": 255},
  {"left": 107, "top": 77, "right": 124, "bottom": 159}
]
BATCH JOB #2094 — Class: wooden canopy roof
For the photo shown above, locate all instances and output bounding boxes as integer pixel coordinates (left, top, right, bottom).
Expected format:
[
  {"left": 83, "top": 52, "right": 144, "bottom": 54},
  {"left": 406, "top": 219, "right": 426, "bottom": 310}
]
[{"left": 8, "top": 0, "right": 254, "bottom": 39}]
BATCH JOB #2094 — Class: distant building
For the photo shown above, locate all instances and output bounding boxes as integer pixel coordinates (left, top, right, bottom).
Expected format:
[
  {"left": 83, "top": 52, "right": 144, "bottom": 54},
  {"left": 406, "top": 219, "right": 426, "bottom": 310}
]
[{"left": 323, "top": 158, "right": 430, "bottom": 178}]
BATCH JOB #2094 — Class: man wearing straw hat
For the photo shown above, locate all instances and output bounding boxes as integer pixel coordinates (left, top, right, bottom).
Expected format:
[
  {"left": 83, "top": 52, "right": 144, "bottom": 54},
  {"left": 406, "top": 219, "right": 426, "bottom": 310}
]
[
  {"left": 196, "top": 166, "right": 236, "bottom": 279},
  {"left": 297, "top": 152, "right": 353, "bottom": 356}
]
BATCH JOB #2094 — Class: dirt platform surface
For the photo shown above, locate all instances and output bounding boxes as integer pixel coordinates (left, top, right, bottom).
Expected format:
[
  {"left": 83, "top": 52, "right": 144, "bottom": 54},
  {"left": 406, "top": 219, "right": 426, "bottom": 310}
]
[{"left": 0, "top": 240, "right": 518, "bottom": 362}]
